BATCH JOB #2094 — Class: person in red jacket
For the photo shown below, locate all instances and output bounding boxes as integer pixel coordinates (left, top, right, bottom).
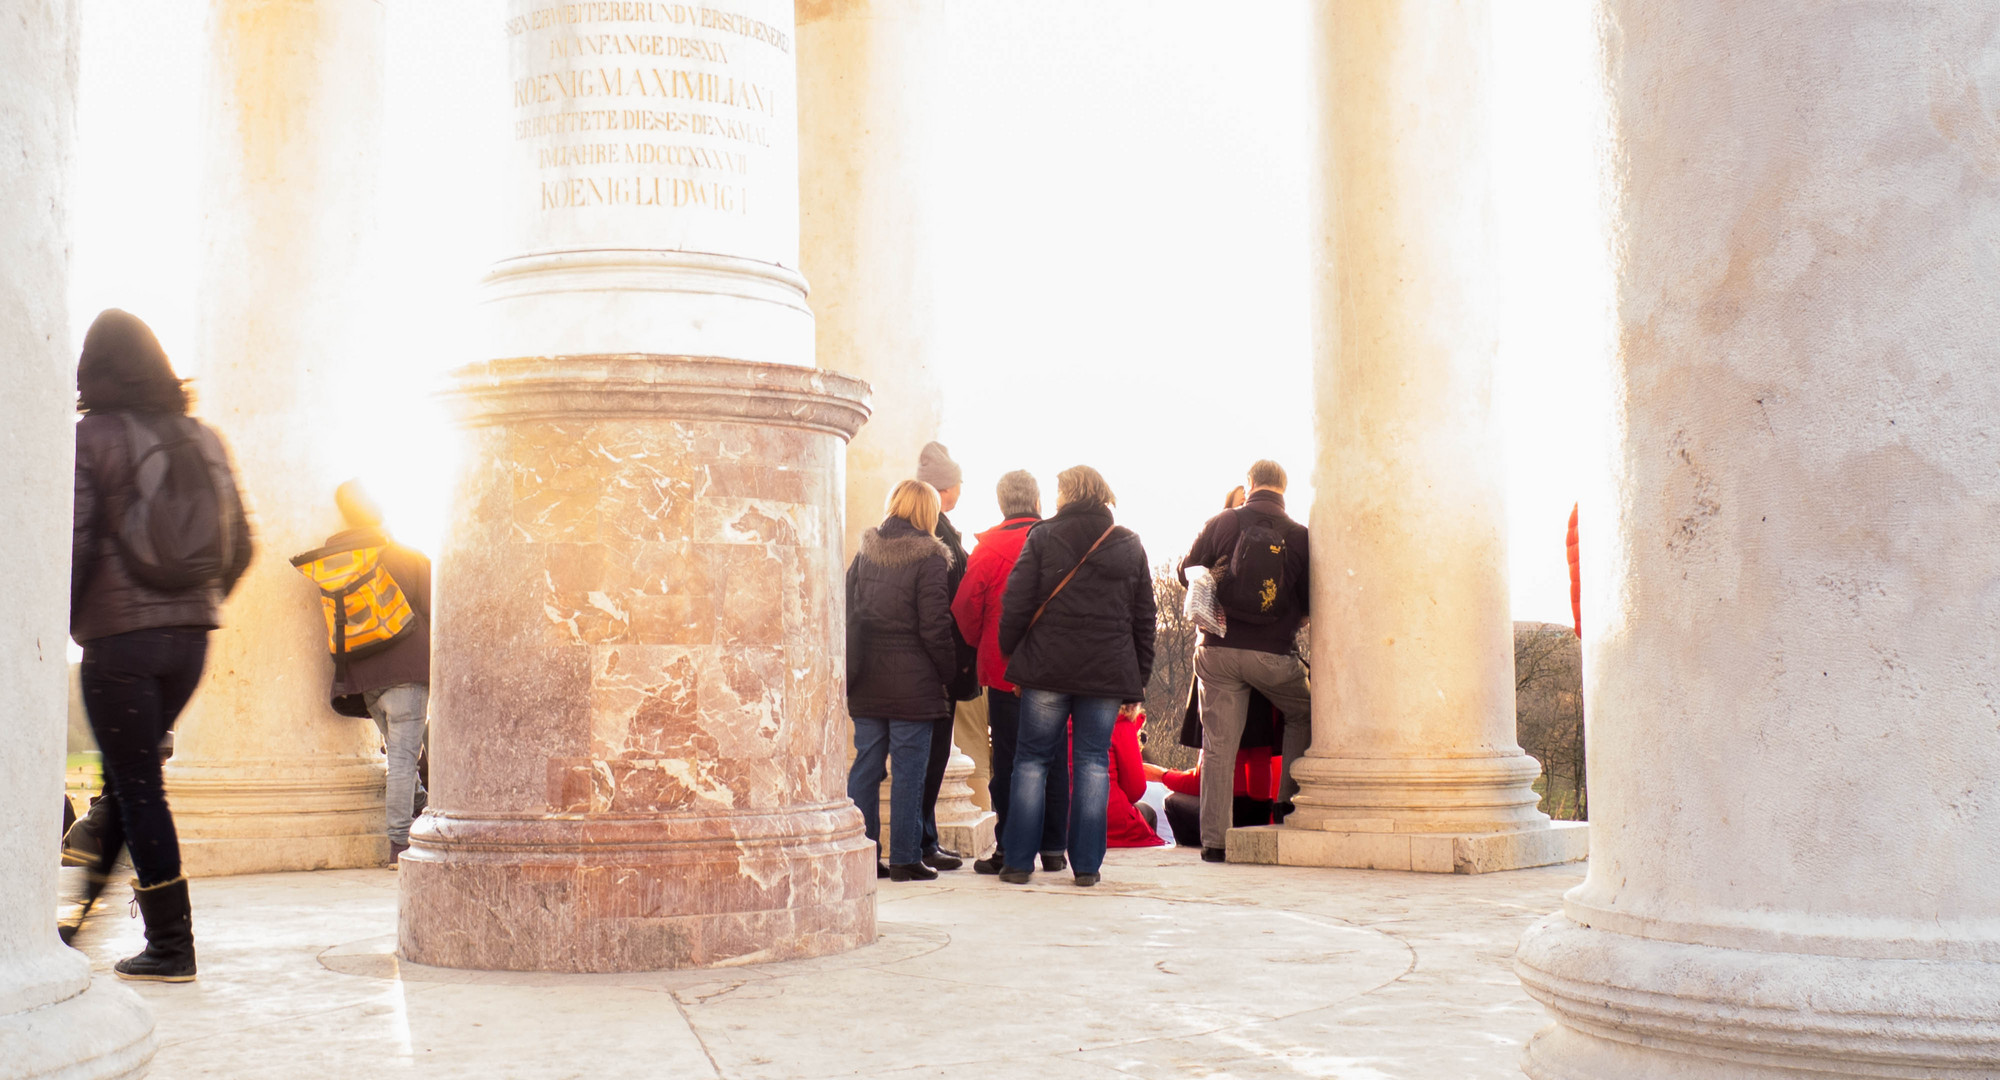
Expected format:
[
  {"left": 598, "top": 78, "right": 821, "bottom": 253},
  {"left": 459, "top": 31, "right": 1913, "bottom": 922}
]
[
  {"left": 1149, "top": 750, "right": 1282, "bottom": 848},
  {"left": 1104, "top": 706, "right": 1168, "bottom": 848},
  {"left": 952, "top": 470, "right": 1070, "bottom": 874}
]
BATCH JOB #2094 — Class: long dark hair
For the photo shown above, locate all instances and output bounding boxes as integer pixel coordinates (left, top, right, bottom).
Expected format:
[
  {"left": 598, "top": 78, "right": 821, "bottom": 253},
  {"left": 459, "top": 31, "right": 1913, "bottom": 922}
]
[{"left": 77, "top": 309, "right": 190, "bottom": 414}]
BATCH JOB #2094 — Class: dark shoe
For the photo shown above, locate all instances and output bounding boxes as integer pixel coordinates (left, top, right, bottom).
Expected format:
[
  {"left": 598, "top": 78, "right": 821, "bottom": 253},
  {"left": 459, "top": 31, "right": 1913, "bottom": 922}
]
[
  {"left": 1074, "top": 872, "right": 1100, "bottom": 887},
  {"left": 877, "top": 863, "right": 890, "bottom": 879},
  {"left": 973, "top": 852, "right": 1005, "bottom": 875},
  {"left": 389, "top": 842, "right": 409, "bottom": 867},
  {"left": 1201, "top": 846, "right": 1228, "bottom": 863},
  {"left": 1040, "top": 850, "right": 1067, "bottom": 872},
  {"left": 997, "top": 868, "right": 1033, "bottom": 885},
  {"left": 922, "top": 850, "right": 962, "bottom": 871},
  {"left": 888, "top": 862, "right": 938, "bottom": 882},
  {"left": 115, "top": 876, "right": 196, "bottom": 982}
]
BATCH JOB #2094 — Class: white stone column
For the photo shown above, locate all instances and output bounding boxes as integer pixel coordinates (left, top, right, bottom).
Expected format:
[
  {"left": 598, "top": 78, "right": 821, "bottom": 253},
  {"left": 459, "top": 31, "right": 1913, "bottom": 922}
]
[
  {"left": 165, "top": 0, "right": 388, "bottom": 876},
  {"left": 0, "top": 1, "right": 157, "bottom": 1075},
  {"left": 796, "top": 0, "right": 944, "bottom": 559},
  {"left": 1231, "top": 0, "right": 1586, "bottom": 874},
  {"left": 398, "top": 0, "right": 875, "bottom": 972},
  {"left": 1515, "top": 3, "right": 2000, "bottom": 1075}
]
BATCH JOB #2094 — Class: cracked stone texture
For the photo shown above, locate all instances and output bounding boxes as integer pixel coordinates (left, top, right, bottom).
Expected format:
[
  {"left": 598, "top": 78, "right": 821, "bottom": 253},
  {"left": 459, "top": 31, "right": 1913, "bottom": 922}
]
[{"left": 67, "top": 849, "right": 1582, "bottom": 1078}]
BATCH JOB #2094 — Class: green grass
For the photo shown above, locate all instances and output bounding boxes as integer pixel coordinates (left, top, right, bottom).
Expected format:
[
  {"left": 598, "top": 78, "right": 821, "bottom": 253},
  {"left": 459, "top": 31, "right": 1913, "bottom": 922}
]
[{"left": 1532, "top": 773, "right": 1587, "bottom": 821}]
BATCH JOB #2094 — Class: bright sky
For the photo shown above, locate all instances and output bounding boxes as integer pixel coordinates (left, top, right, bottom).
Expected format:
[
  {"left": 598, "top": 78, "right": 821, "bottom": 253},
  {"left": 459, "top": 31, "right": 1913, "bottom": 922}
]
[{"left": 70, "top": 0, "right": 1610, "bottom": 626}]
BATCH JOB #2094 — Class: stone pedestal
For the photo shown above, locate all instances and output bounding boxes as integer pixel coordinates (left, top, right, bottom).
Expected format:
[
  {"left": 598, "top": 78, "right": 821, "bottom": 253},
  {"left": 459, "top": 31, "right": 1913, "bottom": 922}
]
[
  {"left": 0, "top": 3, "right": 157, "bottom": 1075},
  {"left": 1232, "top": 0, "right": 1585, "bottom": 874},
  {"left": 797, "top": 0, "right": 945, "bottom": 557},
  {"left": 165, "top": 0, "right": 388, "bottom": 876},
  {"left": 878, "top": 736, "right": 998, "bottom": 860},
  {"left": 1514, "top": 3, "right": 2000, "bottom": 1075},
  {"left": 399, "top": 0, "right": 876, "bottom": 973}
]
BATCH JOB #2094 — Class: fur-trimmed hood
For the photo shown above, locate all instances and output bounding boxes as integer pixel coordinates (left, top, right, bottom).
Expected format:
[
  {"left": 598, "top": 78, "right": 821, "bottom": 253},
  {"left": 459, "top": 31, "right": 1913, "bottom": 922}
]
[{"left": 861, "top": 516, "right": 953, "bottom": 569}]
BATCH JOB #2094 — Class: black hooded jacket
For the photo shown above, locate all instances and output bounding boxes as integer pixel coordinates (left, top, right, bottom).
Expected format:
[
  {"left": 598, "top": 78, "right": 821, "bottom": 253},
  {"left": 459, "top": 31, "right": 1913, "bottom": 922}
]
[
  {"left": 996, "top": 501, "right": 1157, "bottom": 702},
  {"left": 845, "top": 516, "right": 957, "bottom": 722}
]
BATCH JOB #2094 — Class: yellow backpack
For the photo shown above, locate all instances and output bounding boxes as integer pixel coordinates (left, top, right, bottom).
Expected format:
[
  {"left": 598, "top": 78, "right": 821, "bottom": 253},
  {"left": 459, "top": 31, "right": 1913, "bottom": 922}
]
[{"left": 290, "top": 540, "right": 418, "bottom": 674}]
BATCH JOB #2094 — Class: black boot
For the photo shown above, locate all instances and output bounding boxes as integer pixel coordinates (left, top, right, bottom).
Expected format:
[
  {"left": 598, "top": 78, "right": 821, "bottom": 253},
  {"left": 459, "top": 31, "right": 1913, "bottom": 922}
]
[
  {"left": 116, "top": 876, "right": 196, "bottom": 982},
  {"left": 1040, "top": 850, "right": 1067, "bottom": 872},
  {"left": 973, "top": 847, "right": 1005, "bottom": 875}
]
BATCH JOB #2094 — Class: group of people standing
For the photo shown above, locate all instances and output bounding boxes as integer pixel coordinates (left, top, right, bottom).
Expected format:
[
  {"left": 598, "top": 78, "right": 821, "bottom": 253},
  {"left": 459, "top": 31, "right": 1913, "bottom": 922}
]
[{"left": 844, "top": 444, "right": 1314, "bottom": 885}]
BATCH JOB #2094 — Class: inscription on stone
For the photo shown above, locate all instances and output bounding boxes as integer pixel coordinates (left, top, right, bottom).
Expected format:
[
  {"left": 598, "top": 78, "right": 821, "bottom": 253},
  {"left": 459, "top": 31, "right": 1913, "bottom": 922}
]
[{"left": 506, "top": 1, "right": 792, "bottom": 223}]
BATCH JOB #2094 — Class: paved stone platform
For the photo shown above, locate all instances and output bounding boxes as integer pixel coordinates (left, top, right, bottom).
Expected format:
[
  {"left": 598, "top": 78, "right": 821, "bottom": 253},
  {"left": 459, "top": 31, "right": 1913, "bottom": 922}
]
[{"left": 64, "top": 848, "right": 1581, "bottom": 1079}]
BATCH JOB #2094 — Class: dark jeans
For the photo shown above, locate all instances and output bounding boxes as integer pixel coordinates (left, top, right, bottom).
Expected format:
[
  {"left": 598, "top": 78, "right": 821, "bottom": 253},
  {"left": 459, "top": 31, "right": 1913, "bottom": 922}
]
[
  {"left": 918, "top": 715, "right": 953, "bottom": 855},
  {"left": 986, "top": 688, "right": 1067, "bottom": 856},
  {"left": 848, "top": 717, "right": 933, "bottom": 866},
  {"left": 1005, "top": 690, "right": 1118, "bottom": 875},
  {"left": 80, "top": 626, "right": 208, "bottom": 886}
]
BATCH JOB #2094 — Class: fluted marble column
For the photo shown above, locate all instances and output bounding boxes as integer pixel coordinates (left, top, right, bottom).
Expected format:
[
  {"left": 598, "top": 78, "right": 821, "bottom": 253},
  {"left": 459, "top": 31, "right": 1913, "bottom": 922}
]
[
  {"left": 0, "top": 2, "right": 156, "bottom": 1075},
  {"left": 796, "top": 0, "right": 943, "bottom": 560},
  {"left": 1515, "top": 4, "right": 2000, "bottom": 1075},
  {"left": 1231, "top": 0, "right": 1586, "bottom": 874},
  {"left": 399, "top": 0, "right": 876, "bottom": 972},
  {"left": 165, "top": 0, "right": 388, "bottom": 876}
]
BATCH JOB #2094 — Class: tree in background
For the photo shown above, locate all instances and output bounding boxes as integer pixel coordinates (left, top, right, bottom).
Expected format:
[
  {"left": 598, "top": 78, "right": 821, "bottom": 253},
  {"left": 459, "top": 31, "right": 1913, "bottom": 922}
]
[
  {"left": 1514, "top": 621, "right": 1586, "bottom": 819},
  {"left": 1141, "top": 563, "right": 1199, "bottom": 771}
]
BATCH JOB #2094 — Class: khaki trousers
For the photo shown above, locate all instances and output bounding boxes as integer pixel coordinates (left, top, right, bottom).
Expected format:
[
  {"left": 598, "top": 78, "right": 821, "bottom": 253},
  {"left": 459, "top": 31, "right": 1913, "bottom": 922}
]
[{"left": 1195, "top": 645, "right": 1312, "bottom": 849}]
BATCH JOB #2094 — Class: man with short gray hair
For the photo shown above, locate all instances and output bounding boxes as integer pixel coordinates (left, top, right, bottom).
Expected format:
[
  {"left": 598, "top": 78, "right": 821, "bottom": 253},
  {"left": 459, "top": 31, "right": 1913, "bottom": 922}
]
[{"left": 1179, "top": 459, "right": 1312, "bottom": 861}]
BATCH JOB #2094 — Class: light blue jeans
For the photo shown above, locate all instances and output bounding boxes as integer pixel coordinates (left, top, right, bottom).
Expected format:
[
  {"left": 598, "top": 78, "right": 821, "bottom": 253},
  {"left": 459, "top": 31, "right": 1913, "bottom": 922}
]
[
  {"left": 366, "top": 683, "right": 428, "bottom": 846},
  {"left": 1004, "top": 689, "right": 1120, "bottom": 876}
]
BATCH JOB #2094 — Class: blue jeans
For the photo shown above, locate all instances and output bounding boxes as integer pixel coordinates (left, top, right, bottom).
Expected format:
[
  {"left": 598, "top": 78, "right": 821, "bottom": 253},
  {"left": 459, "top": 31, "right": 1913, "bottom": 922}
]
[
  {"left": 1003, "top": 690, "right": 1120, "bottom": 875},
  {"left": 848, "top": 718, "right": 934, "bottom": 866},
  {"left": 366, "top": 683, "right": 429, "bottom": 846},
  {"left": 987, "top": 688, "right": 1068, "bottom": 857}
]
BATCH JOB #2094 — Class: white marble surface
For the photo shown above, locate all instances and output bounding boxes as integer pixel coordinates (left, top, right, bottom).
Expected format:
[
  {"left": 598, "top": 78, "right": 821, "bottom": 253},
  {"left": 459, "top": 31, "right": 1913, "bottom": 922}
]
[{"left": 65, "top": 851, "right": 1583, "bottom": 1078}]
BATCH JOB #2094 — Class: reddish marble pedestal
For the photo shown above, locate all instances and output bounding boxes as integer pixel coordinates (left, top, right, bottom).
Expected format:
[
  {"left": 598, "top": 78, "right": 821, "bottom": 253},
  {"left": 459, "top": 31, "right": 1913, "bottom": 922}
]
[{"left": 399, "top": 357, "right": 876, "bottom": 972}]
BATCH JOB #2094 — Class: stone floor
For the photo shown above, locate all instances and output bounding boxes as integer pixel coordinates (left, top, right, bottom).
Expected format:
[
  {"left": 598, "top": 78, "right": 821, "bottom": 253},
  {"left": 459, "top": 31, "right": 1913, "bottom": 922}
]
[{"left": 65, "top": 849, "right": 1582, "bottom": 1079}]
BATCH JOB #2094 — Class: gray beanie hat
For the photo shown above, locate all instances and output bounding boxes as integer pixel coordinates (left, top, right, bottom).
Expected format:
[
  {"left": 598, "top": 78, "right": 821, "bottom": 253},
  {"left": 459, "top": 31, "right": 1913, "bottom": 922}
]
[{"left": 916, "top": 441, "right": 962, "bottom": 491}]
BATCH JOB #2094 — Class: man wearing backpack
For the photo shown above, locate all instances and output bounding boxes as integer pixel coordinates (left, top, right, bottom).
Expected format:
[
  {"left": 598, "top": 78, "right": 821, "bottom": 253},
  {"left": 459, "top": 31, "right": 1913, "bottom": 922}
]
[
  {"left": 70, "top": 309, "right": 253, "bottom": 981},
  {"left": 1178, "top": 460, "right": 1311, "bottom": 861},
  {"left": 298, "top": 481, "right": 432, "bottom": 864}
]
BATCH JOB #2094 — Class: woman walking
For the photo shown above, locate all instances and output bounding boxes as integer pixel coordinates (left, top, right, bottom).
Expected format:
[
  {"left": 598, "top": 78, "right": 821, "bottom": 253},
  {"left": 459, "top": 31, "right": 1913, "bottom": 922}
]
[
  {"left": 845, "top": 480, "right": 957, "bottom": 881},
  {"left": 70, "top": 309, "right": 252, "bottom": 980},
  {"left": 994, "top": 466, "right": 1156, "bottom": 886}
]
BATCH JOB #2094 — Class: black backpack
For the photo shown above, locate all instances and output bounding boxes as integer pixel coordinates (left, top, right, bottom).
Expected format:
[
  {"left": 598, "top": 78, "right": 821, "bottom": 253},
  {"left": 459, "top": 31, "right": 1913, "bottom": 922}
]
[
  {"left": 1216, "top": 509, "right": 1291, "bottom": 625},
  {"left": 115, "top": 413, "right": 241, "bottom": 591}
]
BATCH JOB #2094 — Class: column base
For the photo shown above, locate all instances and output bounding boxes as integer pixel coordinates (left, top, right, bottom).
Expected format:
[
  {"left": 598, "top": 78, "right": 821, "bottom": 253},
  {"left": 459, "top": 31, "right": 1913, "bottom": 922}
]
[
  {"left": 166, "top": 758, "right": 389, "bottom": 876},
  {"left": 0, "top": 973, "right": 155, "bottom": 1080},
  {"left": 1227, "top": 819, "right": 1588, "bottom": 873},
  {"left": 1516, "top": 914, "right": 2000, "bottom": 1078},
  {"left": 399, "top": 804, "right": 876, "bottom": 972},
  {"left": 938, "top": 811, "right": 997, "bottom": 861}
]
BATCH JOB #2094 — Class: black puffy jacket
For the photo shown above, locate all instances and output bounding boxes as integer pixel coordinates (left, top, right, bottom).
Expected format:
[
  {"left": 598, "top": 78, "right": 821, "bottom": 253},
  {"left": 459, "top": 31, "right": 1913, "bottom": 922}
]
[
  {"left": 996, "top": 502, "right": 1157, "bottom": 702},
  {"left": 845, "top": 516, "right": 957, "bottom": 722}
]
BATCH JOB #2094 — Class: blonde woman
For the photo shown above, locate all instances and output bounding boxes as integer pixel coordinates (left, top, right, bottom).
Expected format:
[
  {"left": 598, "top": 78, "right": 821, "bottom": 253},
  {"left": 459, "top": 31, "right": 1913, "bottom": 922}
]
[
  {"left": 993, "top": 466, "right": 1157, "bottom": 886},
  {"left": 845, "top": 480, "right": 957, "bottom": 880}
]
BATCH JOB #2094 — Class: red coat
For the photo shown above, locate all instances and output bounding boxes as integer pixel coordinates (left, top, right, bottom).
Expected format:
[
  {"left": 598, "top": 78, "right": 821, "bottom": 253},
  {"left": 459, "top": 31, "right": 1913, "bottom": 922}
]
[
  {"left": 1162, "top": 751, "right": 1281, "bottom": 803},
  {"left": 951, "top": 515, "right": 1040, "bottom": 693},
  {"left": 1105, "top": 716, "right": 1167, "bottom": 848}
]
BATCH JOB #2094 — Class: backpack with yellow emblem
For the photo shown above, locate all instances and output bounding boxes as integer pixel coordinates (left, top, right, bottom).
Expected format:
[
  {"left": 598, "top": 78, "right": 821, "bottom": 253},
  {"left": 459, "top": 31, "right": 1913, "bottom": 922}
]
[
  {"left": 1216, "top": 508, "right": 1292, "bottom": 626},
  {"left": 290, "top": 538, "right": 418, "bottom": 680}
]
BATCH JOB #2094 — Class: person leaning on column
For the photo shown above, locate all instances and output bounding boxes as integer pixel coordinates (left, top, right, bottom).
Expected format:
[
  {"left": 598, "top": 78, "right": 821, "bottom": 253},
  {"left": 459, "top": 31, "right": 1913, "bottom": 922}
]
[
  {"left": 293, "top": 481, "right": 433, "bottom": 864},
  {"left": 67, "top": 309, "right": 254, "bottom": 981},
  {"left": 1178, "top": 459, "right": 1311, "bottom": 862},
  {"left": 912, "top": 441, "right": 980, "bottom": 871}
]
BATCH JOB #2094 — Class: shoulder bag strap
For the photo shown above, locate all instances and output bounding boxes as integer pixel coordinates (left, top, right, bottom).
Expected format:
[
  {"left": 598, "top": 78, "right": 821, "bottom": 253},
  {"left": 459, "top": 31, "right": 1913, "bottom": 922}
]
[{"left": 1025, "top": 524, "right": 1117, "bottom": 633}]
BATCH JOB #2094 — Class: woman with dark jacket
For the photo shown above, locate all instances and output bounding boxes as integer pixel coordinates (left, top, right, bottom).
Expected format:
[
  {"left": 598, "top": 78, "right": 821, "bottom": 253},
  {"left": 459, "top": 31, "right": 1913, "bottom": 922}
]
[
  {"left": 68, "top": 309, "right": 253, "bottom": 981},
  {"left": 845, "top": 480, "right": 956, "bottom": 881},
  {"left": 994, "top": 465, "right": 1156, "bottom": 886}
]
